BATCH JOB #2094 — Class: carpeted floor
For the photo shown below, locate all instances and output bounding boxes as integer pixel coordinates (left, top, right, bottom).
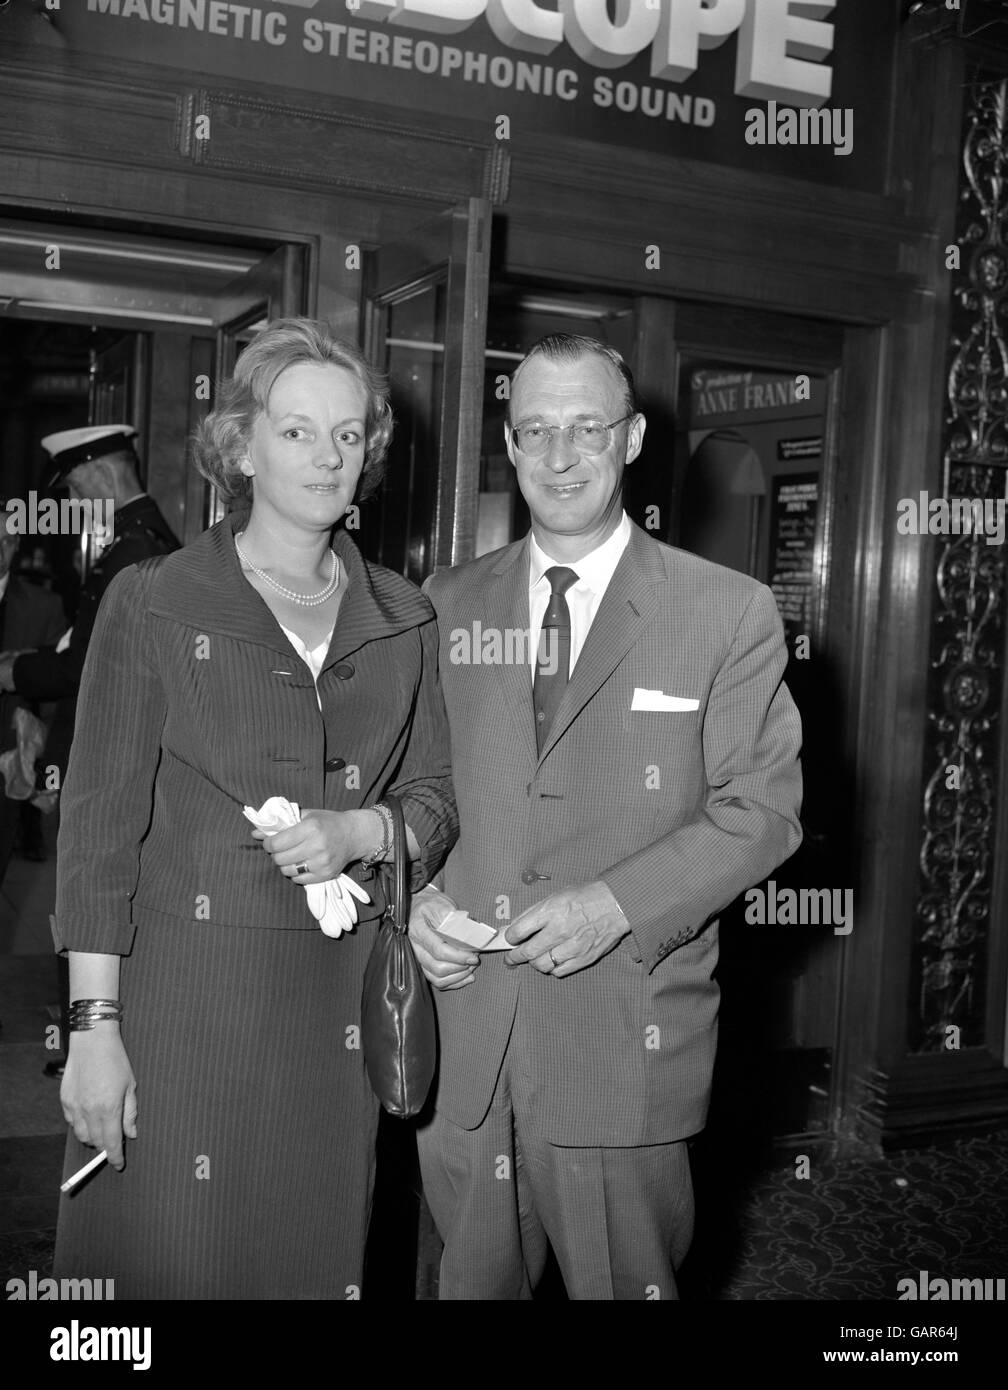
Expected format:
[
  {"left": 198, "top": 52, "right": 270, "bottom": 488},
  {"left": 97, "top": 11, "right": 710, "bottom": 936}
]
[{"left": 678, "top": 1130, "right": 1008, "bottom": 1300}]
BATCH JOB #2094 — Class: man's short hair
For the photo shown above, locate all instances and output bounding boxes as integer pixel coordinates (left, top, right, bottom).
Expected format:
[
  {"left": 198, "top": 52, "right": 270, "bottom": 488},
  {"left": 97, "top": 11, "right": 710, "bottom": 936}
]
[
  {"left": 68, "top": 449, "right": 140, "bottom": 492},
  {"left": 508, "top": 334, "right": 637, "bottom": 422}
]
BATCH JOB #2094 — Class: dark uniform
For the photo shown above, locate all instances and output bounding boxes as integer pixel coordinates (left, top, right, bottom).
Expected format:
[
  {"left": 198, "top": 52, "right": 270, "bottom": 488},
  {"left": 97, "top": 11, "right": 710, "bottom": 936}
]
[{"left": 12, "top": 493, "right": 180, "bottom": 782}]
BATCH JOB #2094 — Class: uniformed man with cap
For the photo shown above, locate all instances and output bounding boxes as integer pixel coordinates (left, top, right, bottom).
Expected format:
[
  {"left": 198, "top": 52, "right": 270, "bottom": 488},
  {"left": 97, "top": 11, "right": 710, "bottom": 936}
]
[
  {"left": 0, "top": 425, "right": 179, "bottom": 1077},
  {"left": 0, "top": 425, "right": 180, "bottom": 752}
]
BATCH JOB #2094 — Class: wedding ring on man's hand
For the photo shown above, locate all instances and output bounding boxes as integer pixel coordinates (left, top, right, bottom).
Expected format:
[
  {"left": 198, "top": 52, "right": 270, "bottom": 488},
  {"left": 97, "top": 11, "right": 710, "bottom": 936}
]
[
  {"left": 296, "top": 862, "right": 310, "bottom": 876},
  {"left": 548, "top": 949, "right": 559, "bottom": 970}
]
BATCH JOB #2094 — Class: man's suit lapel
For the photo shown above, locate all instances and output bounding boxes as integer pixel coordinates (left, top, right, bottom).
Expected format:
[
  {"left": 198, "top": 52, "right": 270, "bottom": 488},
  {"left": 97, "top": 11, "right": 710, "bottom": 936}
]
[
  {"left": 538, "top": 524, "right": 665, "bottom": 764},
  {"left": 484, "top": 540, "right": 538, "bottom": 769}
]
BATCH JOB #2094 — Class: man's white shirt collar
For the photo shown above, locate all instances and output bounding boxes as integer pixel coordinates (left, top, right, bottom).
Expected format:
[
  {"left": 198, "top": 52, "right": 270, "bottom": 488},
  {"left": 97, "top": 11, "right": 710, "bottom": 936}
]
[
  {"left": 528, "top": 510, "right": 632, "bottom": 598},
  {"left": 527, "top": 512, "right": 632, "bottom": 675}
]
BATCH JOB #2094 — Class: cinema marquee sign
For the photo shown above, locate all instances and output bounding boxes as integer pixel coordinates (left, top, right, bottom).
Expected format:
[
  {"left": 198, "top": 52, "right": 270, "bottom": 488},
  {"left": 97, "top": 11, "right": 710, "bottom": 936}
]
[
  {"left": 70, "top": 0, "right": 887, "bottom": 187},
  {"left": 302, "top": 0, "right": 835, "bottom": 102}
]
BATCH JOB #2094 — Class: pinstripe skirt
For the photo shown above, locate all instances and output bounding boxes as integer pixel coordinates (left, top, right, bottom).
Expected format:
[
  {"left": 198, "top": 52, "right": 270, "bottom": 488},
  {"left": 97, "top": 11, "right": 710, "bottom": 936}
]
[{"left": 53, "top": 906, "right": 380, "bottom": 1299}]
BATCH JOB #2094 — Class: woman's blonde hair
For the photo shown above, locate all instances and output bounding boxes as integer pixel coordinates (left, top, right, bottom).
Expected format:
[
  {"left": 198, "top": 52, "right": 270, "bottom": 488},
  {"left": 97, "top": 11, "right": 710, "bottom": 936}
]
[{"left": 193, "top": 318, "right": 393, "bottom": 505}]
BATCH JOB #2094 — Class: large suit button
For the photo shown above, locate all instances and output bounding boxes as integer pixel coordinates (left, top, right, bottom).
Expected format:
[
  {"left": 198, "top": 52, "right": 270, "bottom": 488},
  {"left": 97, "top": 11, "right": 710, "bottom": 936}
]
[
  {"left": 325, "top": 756, "right": 346, "bottom": 772},
  {"left": 333, "top": 662, "right": 355, "bottom": 679}
]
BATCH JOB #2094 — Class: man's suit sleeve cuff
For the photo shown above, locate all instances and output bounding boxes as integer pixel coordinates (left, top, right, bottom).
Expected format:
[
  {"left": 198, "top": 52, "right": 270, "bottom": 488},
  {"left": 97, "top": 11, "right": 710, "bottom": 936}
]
[{"left": 601, "top": 867, "right": 697, "bottom": 973}]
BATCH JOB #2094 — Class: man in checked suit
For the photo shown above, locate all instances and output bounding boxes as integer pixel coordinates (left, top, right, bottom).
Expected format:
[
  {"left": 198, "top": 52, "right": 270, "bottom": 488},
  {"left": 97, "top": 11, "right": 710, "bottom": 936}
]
[{"left": 409, "top": 334, "right": 802, "bottom": 1300}]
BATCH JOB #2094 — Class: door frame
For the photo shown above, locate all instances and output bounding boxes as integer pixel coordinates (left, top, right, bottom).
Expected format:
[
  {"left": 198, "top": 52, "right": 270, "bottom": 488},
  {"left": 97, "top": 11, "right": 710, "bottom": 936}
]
[
  {"left": 362, "top": 197, "right": 492, "bottom": 574},
  {"left": 650, "top": 296, "right": 887, "bottom": 1143}
]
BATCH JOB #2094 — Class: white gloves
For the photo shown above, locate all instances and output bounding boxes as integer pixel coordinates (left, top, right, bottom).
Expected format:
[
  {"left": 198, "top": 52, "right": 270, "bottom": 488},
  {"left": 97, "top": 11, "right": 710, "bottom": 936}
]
[{"left": 243, "top": 796, "right": 370, "bottom": 938}]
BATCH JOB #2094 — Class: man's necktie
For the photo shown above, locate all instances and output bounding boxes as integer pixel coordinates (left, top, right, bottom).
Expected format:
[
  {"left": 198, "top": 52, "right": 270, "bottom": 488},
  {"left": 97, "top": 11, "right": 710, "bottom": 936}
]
[{"left": 534, "top": 565, "right": 578, "bottom": 755}]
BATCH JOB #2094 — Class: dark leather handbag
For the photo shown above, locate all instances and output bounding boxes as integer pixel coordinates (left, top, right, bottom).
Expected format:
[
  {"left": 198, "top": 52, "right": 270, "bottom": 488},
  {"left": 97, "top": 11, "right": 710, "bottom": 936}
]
[{"left": 361, "top": 792, "right": 437, "bottom": 1117}]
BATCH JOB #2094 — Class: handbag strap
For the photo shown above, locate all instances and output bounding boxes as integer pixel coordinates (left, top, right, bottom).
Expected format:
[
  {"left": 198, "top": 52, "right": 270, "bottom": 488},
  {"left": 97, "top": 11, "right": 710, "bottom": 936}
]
[{"left": 381, "top": 791, "right": 408, "bottom": 933}]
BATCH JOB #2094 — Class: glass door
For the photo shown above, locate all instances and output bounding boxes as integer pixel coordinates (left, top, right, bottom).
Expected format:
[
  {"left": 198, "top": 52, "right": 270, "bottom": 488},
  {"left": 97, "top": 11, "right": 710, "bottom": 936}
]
[{"left": 361, "top": 197, "right": 491, "bottom": 581}]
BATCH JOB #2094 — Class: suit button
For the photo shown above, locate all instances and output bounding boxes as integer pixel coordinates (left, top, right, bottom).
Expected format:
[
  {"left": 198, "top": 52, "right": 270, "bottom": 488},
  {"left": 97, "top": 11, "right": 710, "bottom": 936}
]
[
  {"left": 333, "top": 662, "right": 355, "bottom": 679},
  {"left": 325, "top": 756, "right": 346, "bottom": 772}
]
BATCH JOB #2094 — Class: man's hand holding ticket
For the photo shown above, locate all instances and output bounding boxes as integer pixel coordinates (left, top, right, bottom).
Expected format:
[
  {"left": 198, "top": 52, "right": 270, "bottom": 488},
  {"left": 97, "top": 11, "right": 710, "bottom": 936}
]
[{"left": 408, "top": 884, "right": 512, "bottom": 991}]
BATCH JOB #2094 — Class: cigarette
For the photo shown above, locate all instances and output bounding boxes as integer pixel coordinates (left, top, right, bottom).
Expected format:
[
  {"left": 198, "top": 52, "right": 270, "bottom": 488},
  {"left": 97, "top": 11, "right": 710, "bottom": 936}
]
[{"left": 61, "top": 1149, "right": 108, "bottom": 1193}]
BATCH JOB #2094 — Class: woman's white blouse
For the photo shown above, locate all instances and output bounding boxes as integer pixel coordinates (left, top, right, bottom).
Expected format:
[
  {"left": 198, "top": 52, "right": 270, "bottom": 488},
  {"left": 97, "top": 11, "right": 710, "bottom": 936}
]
[{"left": 278, "top": 623, "right": 333, "bottom": 710}]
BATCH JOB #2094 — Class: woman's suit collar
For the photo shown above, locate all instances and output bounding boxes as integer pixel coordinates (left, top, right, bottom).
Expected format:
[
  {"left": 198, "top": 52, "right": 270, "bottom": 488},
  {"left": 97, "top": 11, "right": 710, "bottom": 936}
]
[{"left": 146, "top": 510, "right": 432, "bottom": 665}]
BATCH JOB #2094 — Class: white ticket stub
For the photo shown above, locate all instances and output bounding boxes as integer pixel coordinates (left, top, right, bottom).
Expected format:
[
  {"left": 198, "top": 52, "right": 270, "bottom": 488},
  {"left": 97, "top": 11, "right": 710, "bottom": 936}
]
[{"left": 436, "top": 909, "right": 513, "bottom": 952}]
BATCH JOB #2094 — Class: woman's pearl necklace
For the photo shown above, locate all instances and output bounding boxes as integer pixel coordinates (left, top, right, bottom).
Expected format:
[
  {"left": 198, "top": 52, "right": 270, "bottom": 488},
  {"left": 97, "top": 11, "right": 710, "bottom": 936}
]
[{"left": 235, "top": 532, "right": 340, "bottom": 607}]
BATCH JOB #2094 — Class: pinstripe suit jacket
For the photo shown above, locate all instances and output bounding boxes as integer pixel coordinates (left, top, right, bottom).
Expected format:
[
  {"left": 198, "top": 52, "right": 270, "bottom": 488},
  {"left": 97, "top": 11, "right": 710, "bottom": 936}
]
[
  {"left": 425, "top": 522, "right": 802, "bottom": 1146},
  {"left": 53, "top": 512, "right": 457, "bottom": 956}
]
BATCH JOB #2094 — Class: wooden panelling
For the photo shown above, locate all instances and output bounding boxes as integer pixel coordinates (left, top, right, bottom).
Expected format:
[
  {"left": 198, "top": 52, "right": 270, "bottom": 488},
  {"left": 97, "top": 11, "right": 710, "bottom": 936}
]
[
  {"left": 0, "top": 49, "right": 926, "bottom": 327},
  {"left": 0, "top": 69, "right": 179, "bottom": 168},
  {"left": 861, "top": 1053, "right": 1008, "bottom": 1148},
  {"left": 0, "top": 51, "right": 506, "bottom": 207},
  {"left": 176, "top": 89, "right": 509, "bottom": 204},
  {"left": 498, "top": 134, "right": 929, "bottom": 325}
]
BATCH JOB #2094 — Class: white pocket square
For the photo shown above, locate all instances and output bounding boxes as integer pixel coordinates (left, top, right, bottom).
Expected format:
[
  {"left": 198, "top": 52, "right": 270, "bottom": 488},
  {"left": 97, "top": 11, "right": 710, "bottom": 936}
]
[{"left": 631, "top": 688, "right": 699, "bottom": 712}]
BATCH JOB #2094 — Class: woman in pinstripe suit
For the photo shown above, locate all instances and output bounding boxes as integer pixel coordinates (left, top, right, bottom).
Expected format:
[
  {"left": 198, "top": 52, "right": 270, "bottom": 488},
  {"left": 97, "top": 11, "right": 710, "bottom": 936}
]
[{"left": 52, "top": 319, "right": 457, "bottom": 1298}]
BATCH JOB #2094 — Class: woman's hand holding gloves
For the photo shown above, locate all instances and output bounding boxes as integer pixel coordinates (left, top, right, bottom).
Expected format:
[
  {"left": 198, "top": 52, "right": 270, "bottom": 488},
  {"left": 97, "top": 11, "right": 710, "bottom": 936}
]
[{"left": 245, "top": 796, "right": 371, "bottom": 937}]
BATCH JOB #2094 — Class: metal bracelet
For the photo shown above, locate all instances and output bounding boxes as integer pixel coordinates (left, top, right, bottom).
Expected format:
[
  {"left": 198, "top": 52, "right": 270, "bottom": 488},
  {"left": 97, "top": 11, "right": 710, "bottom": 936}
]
[
  {"left": 68, "top": 998, "right": 123, "bottom": 1031},
  {"left": 69, "top": 1016, "right": 123, "bottom": 1032},
  {"left": 360, "top": 802, "right": 394, "bottom": 868}
]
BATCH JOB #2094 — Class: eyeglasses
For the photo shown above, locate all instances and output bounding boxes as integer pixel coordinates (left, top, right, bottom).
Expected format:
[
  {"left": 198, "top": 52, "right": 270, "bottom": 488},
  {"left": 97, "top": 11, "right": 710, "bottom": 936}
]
[{"left": 510, "top": 414, "right": 635, "bottom": 458}]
